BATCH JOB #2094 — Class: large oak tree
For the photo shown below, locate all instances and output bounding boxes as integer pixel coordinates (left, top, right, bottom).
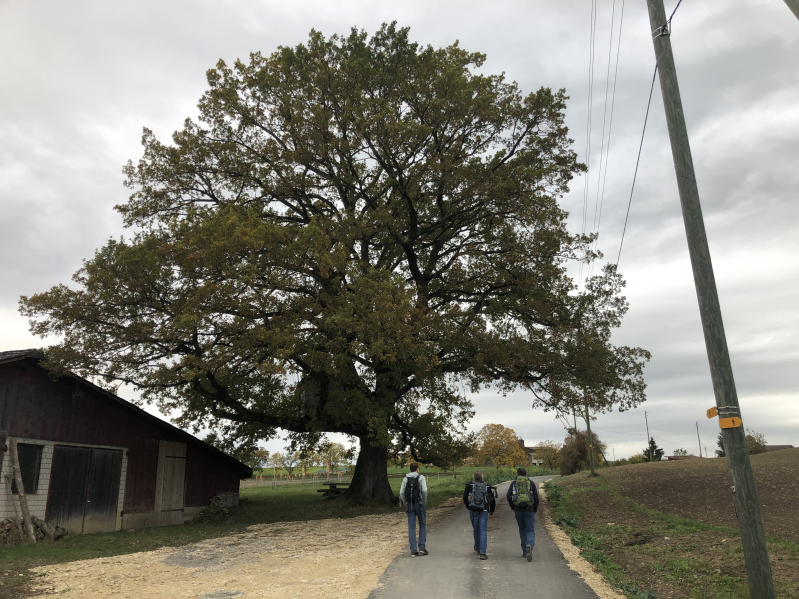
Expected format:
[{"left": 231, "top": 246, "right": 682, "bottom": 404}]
[{"left": 21, "top": 24, "right": 649, "bottom": 505}]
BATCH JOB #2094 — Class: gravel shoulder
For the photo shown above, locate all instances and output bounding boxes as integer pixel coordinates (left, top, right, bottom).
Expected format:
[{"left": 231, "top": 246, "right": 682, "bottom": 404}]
[{"left": 29, "top": 504, "right": 456, "bottom": 599}]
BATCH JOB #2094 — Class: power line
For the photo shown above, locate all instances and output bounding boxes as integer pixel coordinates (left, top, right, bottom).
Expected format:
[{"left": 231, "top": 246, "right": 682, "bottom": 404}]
[
  {"left": 578, "top": 0, "right": 599, "bottom": 290},
  {"left": 615, "top": 63, "right": 657, "bottom": 268},
  {"left": 588, "top": 0, "right": 625, "bottom": 281},
  {"left": 615, "top": 0, "right": 684, "bottom": 269},
  {"left": 592, "top": 425, "right": 682, "bottom": 447}
]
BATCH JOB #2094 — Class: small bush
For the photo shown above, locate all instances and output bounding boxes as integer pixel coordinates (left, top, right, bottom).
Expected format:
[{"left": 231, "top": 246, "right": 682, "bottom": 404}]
[
  {"left": 543, "top": 481, "right": 563, "bottom": 506},
  {"left": 557, "top": 513, "right": 580, "bottom": 529}
]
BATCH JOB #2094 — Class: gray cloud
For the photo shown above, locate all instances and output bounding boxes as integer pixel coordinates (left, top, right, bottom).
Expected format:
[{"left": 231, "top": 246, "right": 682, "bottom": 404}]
[{"left": 2, "top": 0, "right": 797, "bottom": 457}]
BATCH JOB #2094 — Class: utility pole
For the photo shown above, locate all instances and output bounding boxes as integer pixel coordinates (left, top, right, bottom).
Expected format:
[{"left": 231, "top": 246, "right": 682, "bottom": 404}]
[
  {"left": 644, "top": 411, "right": 652, "bottom": 461},
  {"left": 584, "top": 404, "right": 597, "bottom": 477},
  {"left": 696, "top": 422, "right": 703, "bottom": 457},
  {"left": 784, "top": 0, "right": 799, "bottom": 21},
  {"left": 645, "top": 2, "right": 775, "bottom": 596}
]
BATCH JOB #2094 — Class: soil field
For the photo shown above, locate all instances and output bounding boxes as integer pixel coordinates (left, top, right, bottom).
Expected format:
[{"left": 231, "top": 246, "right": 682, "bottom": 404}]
[
  {"left": 551, "top": 449, "right": 799, "bottom": 599},
  {"left": 599, "top": 449, "right": 799, "bottom": 544}
]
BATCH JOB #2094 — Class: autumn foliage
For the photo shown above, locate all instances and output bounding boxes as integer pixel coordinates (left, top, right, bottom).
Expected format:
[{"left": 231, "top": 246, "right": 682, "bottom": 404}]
[{"left": 474, "top": 424, "right": 528, "bottom": 467}]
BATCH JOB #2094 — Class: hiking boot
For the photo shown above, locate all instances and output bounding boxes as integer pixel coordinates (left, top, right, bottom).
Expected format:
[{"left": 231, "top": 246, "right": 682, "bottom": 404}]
[
  {"left": 411, "top": 552, "right": 418, "bottom": 557},
  {"left": 418, "top": 548, "right": 429, "bottom": 556},
  {"left": 479, "top": 554, "right": 487, "bottom": 560},
  {"left": 526, "top": 544, "right": 533, "bottom": 562}
]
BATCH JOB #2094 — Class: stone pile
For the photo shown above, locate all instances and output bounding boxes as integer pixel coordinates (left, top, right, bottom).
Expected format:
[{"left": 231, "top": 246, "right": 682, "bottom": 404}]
[{"left": 0, "top": 516, "right": 67, "bottom": 545}]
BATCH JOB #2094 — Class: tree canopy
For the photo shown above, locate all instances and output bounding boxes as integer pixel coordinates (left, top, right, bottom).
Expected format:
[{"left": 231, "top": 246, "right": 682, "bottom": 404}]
[
  {"left": 745, "top": 429, "right": 768, "bottom": 455},
  {"left": 535, "top": 440, "right": 562, "bottom": 470},
  {"left": 642, "top": 438, "right": 664, "bottom": 462},
  {"left": 474, "top": 423, "right": 528, "bottom": 468},
  {"left": 560, "top": 430, "right": 606, "bottom": 474},
  {"left": 20, "top": 24, "right": 649, "bottom": 505}
]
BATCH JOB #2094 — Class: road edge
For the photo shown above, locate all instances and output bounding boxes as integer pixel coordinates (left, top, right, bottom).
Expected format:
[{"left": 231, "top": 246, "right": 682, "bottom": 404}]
[{"left": 538, "top": 483, "right": 625, "bottom": 599}]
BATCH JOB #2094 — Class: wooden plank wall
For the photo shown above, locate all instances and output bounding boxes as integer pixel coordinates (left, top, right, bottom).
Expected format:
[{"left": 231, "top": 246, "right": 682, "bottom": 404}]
[{"left": 154, "top": 441, "right": 186, "bottom": 525}]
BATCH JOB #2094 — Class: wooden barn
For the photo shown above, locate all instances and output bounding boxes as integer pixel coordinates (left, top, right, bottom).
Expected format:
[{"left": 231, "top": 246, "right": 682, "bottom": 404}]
[{"left": 0, "top": 349, "right": 251, "bottom": 534}]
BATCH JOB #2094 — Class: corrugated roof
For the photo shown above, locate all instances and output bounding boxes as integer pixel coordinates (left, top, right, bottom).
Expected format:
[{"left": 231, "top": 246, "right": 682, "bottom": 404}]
[
  {"left": 0, "top": 349, "right": 45, "bottom": 364},
  {"left": 0, "top": 349, "right": 252, "bottom": 478}
]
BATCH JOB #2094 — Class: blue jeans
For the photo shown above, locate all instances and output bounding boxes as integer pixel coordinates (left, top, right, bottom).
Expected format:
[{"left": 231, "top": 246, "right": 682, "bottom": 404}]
[
  {"left": 469, "top": 509, "right": 489, "bottom": 554},
  {"left": 407, "top": 503, "right": 427, "bottom": 552},
  {"left": 515, "top": 509, "right": 536, "bottom": 552}
]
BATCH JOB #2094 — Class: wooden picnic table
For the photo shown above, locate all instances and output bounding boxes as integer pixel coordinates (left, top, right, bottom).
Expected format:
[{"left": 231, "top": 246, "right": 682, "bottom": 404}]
[{"left": 317, "top": 481, "right": 350, "bottom": 496}]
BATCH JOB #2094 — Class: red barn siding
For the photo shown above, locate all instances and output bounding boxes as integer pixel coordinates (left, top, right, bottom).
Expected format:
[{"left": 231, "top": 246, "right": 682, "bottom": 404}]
[
  {"left": 0, "top": 358, "right": 250, "bottom": 520},
  {"left": 123, "top": 437, "right": 160, "bottom": 513},
  {"left": 185, "top": 443, "right": 241, "bottom": 507}
]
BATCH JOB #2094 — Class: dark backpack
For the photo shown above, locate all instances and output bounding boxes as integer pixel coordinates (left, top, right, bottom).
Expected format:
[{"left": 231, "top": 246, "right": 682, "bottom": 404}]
[
  {"left": 468, "top": 481, "right": 488, "bottom": 511},
  {"left": 514, "top": 476, "right": 531, "bottom": 509},
  {"left": 404, "top": 474, "right": 422, "bottom": 504}
]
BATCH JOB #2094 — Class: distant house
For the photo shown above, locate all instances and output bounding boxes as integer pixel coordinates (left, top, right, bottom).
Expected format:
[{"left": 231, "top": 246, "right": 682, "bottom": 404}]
[
  {"left": 517, "top": 439, "right": 544, "bottom": 466},
  {"left": 765, "top": 445, "right": 795, "bottom": 452},
  {"left": 0, "top": 350, "right": 251, "bottom": 534}
]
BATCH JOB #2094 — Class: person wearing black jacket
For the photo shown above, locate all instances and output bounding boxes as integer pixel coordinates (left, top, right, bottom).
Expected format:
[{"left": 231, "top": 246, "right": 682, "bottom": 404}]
[
  {"left": 463, "top": 471, "right": 496, "bottom": 560},
  {"left": 507, "top": 467, "right": 539, "bottom": 562}
]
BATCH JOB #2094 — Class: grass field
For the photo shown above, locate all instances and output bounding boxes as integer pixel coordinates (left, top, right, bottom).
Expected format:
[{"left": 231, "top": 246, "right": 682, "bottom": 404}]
[
  {"left": 547, "top": 450, "right": 799, "bottom": 599},
  {"left": 0, "top": 465, "right": 543, "bottom": 597}
]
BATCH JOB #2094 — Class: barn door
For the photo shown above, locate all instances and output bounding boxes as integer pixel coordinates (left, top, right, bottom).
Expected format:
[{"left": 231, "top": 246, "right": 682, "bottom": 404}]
[
  {"left": 46, "top": 446, "right": 92, "bottom": 533},
  {"left": 154, "top": 441, "right": 186, "bottom": 525},
  {"left": 82, "top": 449, "right": 123, "bottom": 533},
  {"left": 47, "top": 446, "right": 123, "bottom": 534}
]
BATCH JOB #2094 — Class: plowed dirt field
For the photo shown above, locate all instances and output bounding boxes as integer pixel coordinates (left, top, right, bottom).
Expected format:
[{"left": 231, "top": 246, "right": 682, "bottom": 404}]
[{"left": 553, "top": 449, "right": 799, "bottom": 599}]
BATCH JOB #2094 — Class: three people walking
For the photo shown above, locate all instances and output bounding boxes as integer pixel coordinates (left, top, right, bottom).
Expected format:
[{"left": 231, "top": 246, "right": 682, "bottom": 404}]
[
  {"left": 463, "top": 471, "right": 496, "bottom": 560},
  {"left": 399, "top": 462, "right": 428, "bottom": 556},
  {"left": 400, "top": 463, "right": 539, "bottom": 562}
]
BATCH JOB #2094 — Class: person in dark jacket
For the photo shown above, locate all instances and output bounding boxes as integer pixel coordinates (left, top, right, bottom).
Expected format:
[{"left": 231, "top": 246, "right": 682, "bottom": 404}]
[
  {"left": 463, "top": 471, "right": 496, "bottom": 560},
  {"left": 507, "top": 467, "right": 539, "bottom": 562}
]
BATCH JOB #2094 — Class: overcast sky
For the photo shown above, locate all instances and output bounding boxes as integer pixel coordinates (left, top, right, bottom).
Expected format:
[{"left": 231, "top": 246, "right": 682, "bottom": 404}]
[{"left": 2, "top": 0, "right": 797, "bottom": 459}]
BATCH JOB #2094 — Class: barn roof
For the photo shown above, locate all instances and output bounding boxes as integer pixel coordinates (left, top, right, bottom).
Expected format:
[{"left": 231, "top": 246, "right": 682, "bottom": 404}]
[{"left": 0, "top": 349, "right": 252, "bottom": 478}]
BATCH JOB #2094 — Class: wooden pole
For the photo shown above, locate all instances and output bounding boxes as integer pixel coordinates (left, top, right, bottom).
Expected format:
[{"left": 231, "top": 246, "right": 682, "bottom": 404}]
[
  {"left": 783, "top": 0, "right": 799, "bottom": 21},
  {"left": 8, "top": 439, "right": 37, "bottom": 544},
  {"left": 645, "top": 1, "right": 774, "bottom": 596},
  {"left": 584, "top": 405, "right": 597, "bottom": 477},
  {"left": 696, "top": 422, "right": 703, "bottom": 457},
  {"left": 6, "top": 478, "right": 24, "bottom": 535}
]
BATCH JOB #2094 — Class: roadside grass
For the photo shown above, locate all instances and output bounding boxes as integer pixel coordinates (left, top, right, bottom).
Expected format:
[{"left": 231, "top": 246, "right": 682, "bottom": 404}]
[
  {"left": 0, "top": 467, "right": 484, "bottom": 597},
  {"left": 545, "top": 476, "right": 799, "bottom": 599}
]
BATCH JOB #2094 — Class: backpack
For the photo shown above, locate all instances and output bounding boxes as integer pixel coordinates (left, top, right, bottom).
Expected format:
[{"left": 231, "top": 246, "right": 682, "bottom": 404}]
[
  {"left": 514, "top": 476, "right": 531, "bottom": 510},
  {"left": 404, "top": 474, "right": 422, "bottom": 504},
  {"left": 468, "top": 481, "right": 488, "bottom": 511}
]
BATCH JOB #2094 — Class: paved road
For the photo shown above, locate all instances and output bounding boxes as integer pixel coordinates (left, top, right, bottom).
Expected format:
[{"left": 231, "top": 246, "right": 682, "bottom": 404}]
[{"left": 368, "top": 477, "right": 599, "bottom": 599}]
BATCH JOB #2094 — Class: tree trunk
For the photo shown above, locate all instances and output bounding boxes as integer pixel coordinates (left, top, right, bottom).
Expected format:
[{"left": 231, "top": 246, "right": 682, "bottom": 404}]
[
  {"left": 346, "top": 435, "right": 395, "bottom": 505},
  {"left": 9, "top": 439, "right": 37, "bottom": 543}
]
